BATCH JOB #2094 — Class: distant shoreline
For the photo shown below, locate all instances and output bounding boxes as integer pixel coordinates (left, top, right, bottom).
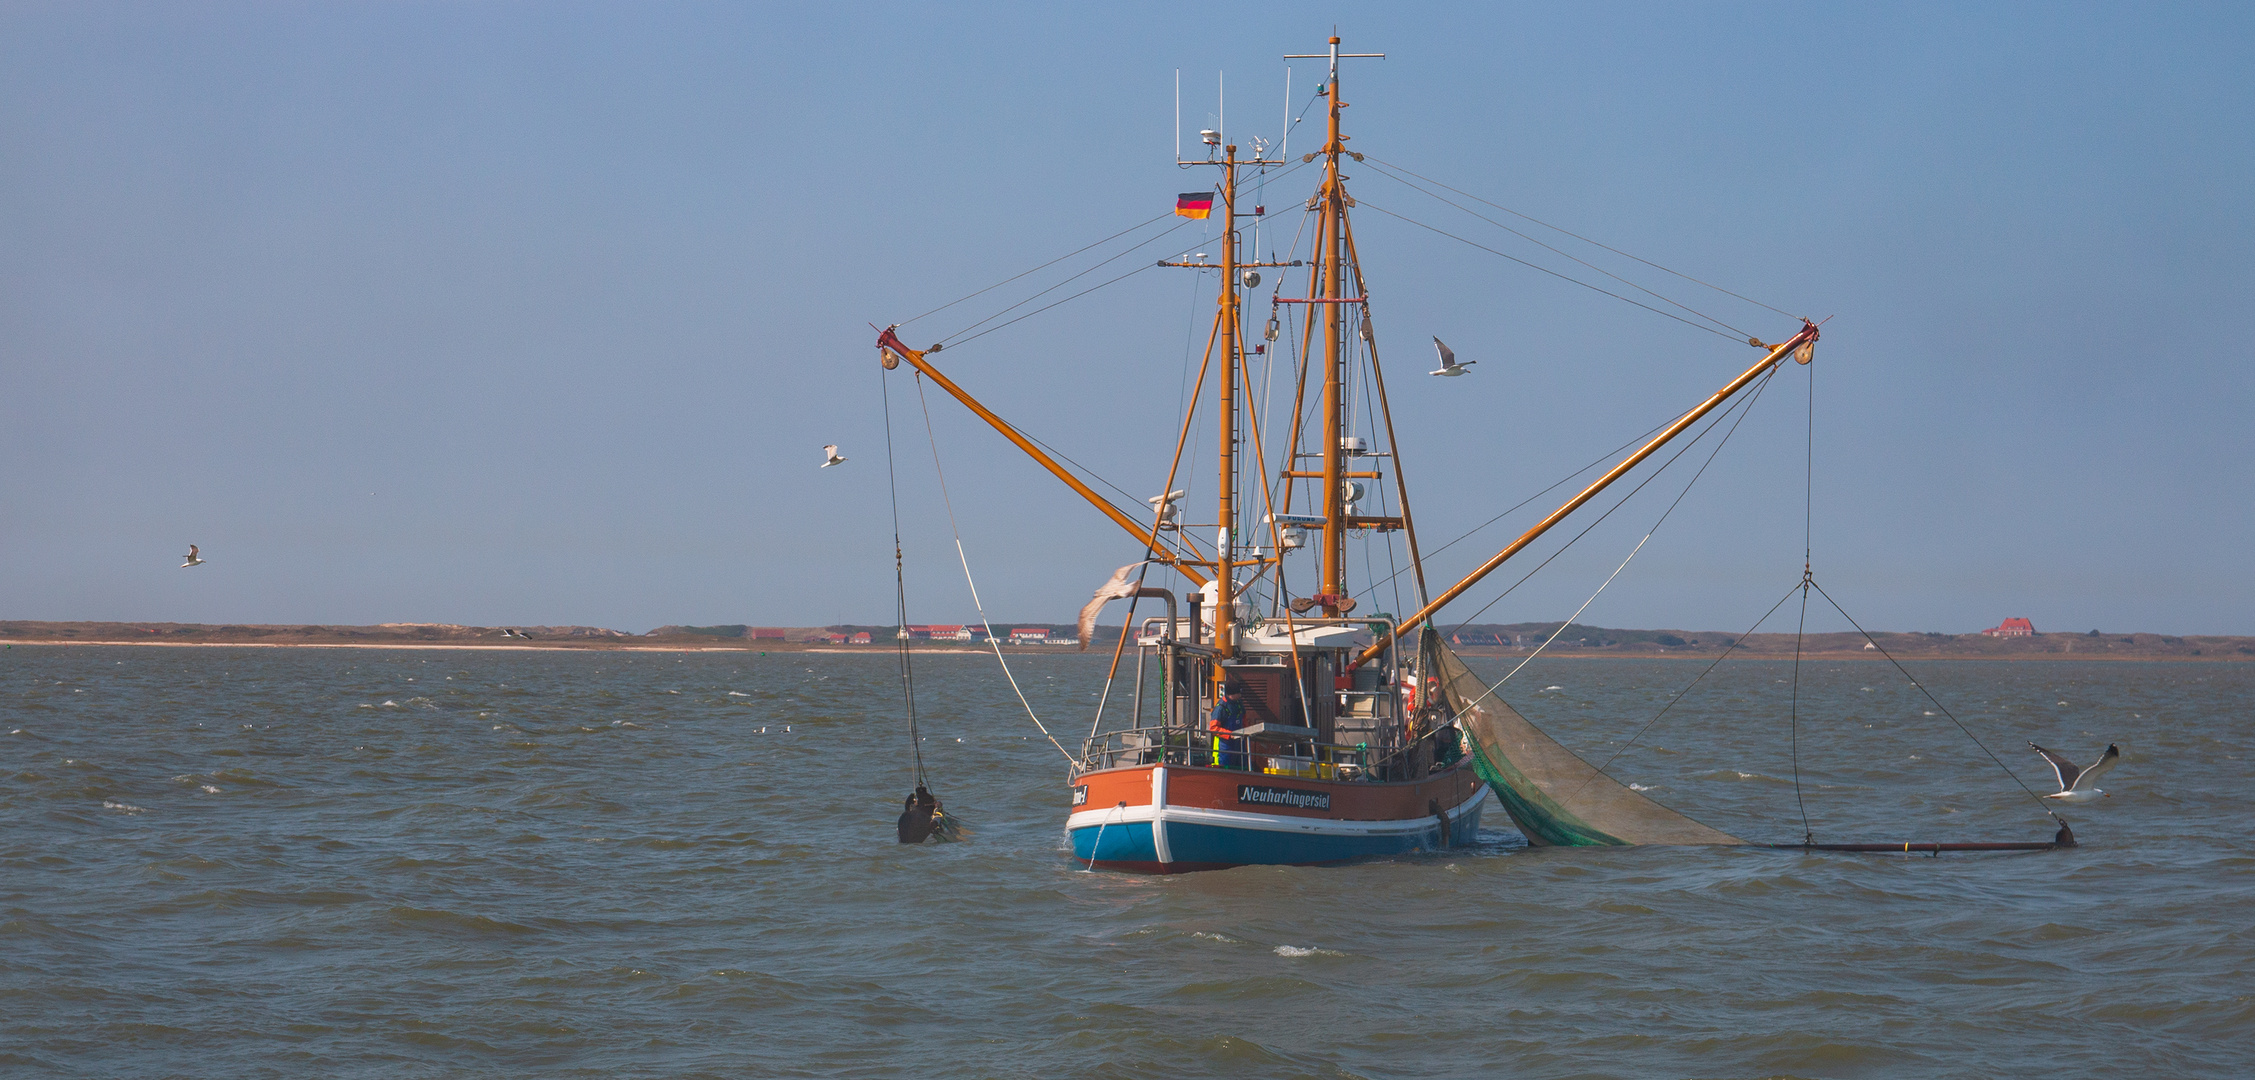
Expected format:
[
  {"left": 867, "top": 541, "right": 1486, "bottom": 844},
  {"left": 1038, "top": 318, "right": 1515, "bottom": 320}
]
[
  {"left": 4, "top": 642, "right": 2249, "bottom": 663},
  {"left": 1, "top": 639, "right": 999, "bottom": 656},
  {"left": 4, "top": 621, "right": 2248, "bottom": 661}
]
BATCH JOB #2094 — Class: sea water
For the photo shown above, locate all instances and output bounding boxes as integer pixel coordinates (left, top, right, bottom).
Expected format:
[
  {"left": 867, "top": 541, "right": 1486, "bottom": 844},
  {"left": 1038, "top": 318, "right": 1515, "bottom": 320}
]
[{"left": 3, "top": 646, "right": 2249, "bottom": 1078}]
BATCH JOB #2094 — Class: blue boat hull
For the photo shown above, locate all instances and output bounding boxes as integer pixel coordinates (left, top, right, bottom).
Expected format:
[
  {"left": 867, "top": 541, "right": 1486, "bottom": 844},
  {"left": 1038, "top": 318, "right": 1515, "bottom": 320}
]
[{"left": 1066, "top": 787, "right": 1488, "bottom": 873}]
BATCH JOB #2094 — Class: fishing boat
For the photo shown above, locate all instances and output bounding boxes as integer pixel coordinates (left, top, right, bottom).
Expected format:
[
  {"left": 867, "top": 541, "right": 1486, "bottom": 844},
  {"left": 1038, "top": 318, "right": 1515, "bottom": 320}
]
[{"left": 866, "top": 35, "right": 2014, "bottom": 873}]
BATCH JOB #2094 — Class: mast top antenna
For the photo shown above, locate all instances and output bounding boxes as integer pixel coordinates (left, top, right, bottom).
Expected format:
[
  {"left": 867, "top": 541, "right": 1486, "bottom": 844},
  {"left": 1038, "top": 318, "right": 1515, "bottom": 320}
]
[{"left": 1284, "top": 36, "right": 1383, "bottom": 82}]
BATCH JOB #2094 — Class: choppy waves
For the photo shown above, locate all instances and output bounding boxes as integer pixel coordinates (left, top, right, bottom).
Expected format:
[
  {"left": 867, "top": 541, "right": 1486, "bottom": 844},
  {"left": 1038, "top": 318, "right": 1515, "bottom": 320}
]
[{"left": 2, "top": 648, "right": 2251, "bottom": 1077}]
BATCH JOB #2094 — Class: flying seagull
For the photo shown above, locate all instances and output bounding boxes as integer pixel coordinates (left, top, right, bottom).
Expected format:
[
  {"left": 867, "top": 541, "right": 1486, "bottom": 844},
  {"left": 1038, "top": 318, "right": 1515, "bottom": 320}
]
[
  {"left": 1430, "top": 337, "right": 1474, "bottom": 377},
  {"left": 181, "top": 545, "right": 204, "bottom": 568},
  {"left": 1077, "top": 561, "right": 1171, "bottom": 650},
  {"left": 2030, "top": 741, "right": 2119, "bottom": 803},
  {"left": 821, "top": 444, "right": 847, "bottom": 468}
]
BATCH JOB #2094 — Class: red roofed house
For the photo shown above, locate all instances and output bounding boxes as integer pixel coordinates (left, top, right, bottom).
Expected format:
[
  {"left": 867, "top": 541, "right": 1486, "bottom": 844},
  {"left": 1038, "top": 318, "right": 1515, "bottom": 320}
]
[
  {"left": 1982, "top": 617, "right": 2035, "bottom": 638},
  {"left": 849, "top": 632, "right": 872, "bottom": 645}
]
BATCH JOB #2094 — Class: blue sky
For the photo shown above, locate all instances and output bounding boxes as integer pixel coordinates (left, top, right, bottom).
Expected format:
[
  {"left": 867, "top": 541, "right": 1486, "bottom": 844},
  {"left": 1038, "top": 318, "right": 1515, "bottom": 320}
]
[{"left": 2, "top": 2, "right": 2249, "bottom": 634}]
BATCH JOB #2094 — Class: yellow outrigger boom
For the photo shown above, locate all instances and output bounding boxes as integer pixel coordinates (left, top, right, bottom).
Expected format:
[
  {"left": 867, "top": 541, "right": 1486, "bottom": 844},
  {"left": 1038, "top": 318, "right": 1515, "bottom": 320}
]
[{"left": 875, "top": 326, "right": 1210, "bottom": 588}]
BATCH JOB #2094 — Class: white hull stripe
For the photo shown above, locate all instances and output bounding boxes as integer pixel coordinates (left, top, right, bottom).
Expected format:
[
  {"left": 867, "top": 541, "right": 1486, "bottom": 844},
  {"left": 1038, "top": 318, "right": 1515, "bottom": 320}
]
[
  {"left": 1151, "top": 767, "right": 1173, "bottom": 864},
  {"left": 1068, "top": 784, "right": 1489, "bottom": 838}
]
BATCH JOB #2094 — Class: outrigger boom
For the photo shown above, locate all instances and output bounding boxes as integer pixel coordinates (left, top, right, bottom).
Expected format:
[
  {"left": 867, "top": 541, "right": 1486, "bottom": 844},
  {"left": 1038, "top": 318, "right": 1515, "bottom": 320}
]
[{"left": 874, "top": 325, "right": 1209, "bottom": 588}]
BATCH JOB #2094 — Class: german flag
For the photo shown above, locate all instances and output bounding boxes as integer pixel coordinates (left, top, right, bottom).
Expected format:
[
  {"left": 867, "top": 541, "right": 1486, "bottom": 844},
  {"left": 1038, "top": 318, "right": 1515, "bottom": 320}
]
[{"left": 1175, "top": 191, "right": 1215, "bottom": 219}]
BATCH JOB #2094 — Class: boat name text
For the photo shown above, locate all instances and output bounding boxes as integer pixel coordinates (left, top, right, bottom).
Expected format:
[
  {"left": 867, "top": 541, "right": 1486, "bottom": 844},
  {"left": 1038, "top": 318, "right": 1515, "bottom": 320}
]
[{"left": 1237, "top": 785, "right": 1331, "bottom": 811}]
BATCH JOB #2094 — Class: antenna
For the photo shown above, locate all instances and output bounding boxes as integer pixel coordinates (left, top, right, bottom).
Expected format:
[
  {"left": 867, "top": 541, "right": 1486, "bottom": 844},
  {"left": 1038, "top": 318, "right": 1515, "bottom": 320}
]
[
  {"left": 1279, "top": 65, "right": 1292, "bottom": 161},
  {"left": 1218, "top": 70, "right": 1224, "bottom": 151},
  {"left": 1283, "top": 38, "right": 1384, "bottom": 83},
  {"left": 1174, "top": 69, "right": 1180, "bottom": 163}
]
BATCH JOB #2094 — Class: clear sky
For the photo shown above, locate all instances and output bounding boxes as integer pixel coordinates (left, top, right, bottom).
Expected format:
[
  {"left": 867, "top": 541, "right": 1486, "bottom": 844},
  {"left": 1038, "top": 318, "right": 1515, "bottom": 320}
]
[{"left": 3, "top": 2, "right": 2249, "bottom": 635}]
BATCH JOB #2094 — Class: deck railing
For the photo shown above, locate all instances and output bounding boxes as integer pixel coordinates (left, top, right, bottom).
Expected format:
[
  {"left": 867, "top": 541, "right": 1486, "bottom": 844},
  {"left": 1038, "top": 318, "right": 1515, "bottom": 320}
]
[{"left": 1078, "top": 726, "right": 1377, "bottom": 780}]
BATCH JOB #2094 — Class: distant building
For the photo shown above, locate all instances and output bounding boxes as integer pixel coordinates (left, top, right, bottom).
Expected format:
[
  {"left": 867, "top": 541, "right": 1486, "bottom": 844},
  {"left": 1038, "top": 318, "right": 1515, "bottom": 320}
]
[
  {"left": 904, "top": 624, "right": 973, "bottom": 641},
  {"left": 849, "top": 632, "right": 872, "bottom": 645},
  {"left": 748, "top": 627, "right": 788, "bottom": 641},
  {"left": 1982, "top": 618, "right": 2036, "bottom": 638},
  {"left": 1008, "top": 628, "right": 1051, "bottom": 644}
]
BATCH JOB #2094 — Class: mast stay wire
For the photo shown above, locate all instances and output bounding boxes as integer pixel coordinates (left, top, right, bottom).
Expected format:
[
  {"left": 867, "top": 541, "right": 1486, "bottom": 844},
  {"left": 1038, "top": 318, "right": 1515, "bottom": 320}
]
[
  {"left": 1440, "top": 367, "right": 1778, "bottom": 721},
  {"left": 1352, "top": 333, "right": 1407, "bottom": 621},
  {"left": 902, "top": 171, "right": 1325, "bottom": 590},
  {"left": 1788, "top": 559, "right": 1815, "bottom": 842},
  {"left": 896, "top": 211, "right": 1176, "bottom": 331},
  {"left": 937, "top": 157, "right": 1321, "bottom": 350},
  {"left": 1787, "top": 343, "right": 1817, "bottom": 841},
  {"left": 1781, "top": 352, "right": 2062, "bottom": 828},
  {"left": 939, "top": 219, "right": 1201, "bottom": 347},
  {"left": 1543, "top": 356, "right": 2059, "bottom": 835},
  {"left": 878, "top": 350, "right": 930, "bottom": 789},
  {"left": 1362, "top": 154, "right": 1803, "bottom": 323},
  {"left": 1358, "top": 158, "right": 1754, "bottom": 341},
  {"left": 1568, "top": 579, "right": 1805, "bottom": 806},
  {"left": 1358, "top": 412, "right": 1678, "bottom": 600},
  {"left": 911, "top": 376, "right": 1078, "bottom": 766},
  {"left": 1357, "top": 199, "right": 1745, "bottom": 343},
  {"left": 1444, "top": 365, "right": 1779, "bottom": 638},
  {"left": 1808, "top": 577, "right": 2065, "bottom": 824}
]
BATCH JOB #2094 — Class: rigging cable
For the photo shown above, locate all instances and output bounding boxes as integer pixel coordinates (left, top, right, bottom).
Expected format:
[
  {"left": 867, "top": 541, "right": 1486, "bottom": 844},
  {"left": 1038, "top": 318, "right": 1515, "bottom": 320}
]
[
  {"left": 896, "top": 211, "right": 1176, "bottom": 331},
  {"left": 1444, "top": 366, "right": 1779, "bottom": 637},
  {"left": 878, "top": 353, "right": 929, "bottom": 790},
  {"left": 1575, "top": 357, "right": 2059, "bottom": 834},
  {"left": 1569, "top": 579, "right": 1806, "bottom": 806},
  {"left": 1788, "top": 564, "right": 1815, "bottom": 842},
  {"left": 936, "top": 158, "right": 1320, "bottom": 350},
  {"left": 1358, "top": 158, "right": 1754, "bottom": 340},
  {"left": 1443, "top": 367, "right": 1778, "bottom": 718},
  {"left": 1363, "top": 154, "right": 1803, "bottom": 322},
  {"left": 1793, "top": 346, "right": 2061, "bottom": 829},
  {"left": 1356, "top": 199, "right": 1745, "bottom": 343},
  {"left": 939, "top": 220, "right": 1200, "bottom": 346},
  {"left": 1807, "top": 577, "right": 2064, "bottom": 824},
  {"left": 911, "top": 376, "right": 1078, "bottom": 766},
  {"left": 1788, "top": 340, "right": 1817, "bottom": 842},
  {"left": 1360, "top": 411, "right": 1682, "bottom": 599},
  {"left": 1352, "top": 334, "right": 1407, "bottom": 621}
]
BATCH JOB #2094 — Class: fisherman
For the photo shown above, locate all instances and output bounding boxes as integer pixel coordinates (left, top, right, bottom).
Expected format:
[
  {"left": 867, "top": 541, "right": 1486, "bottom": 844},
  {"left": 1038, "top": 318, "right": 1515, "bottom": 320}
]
[{"left": 1209, "top": 682, "right": 1247, "bottom": 770}]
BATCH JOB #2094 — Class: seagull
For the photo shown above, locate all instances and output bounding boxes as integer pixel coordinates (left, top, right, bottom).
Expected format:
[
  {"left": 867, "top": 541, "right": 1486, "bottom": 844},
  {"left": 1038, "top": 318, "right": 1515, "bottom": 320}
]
[
  {"left": 180, "top": 545, "right": 204, "bottom": 568},
  {"left": 821, "top": 444, "right": 847, "bottom": 468},
  {"left": 1077, "top": 561, "right": 1168, "bottom": 650},
  {"left": 1430, "top": 337, "right": 1475, "bottom": 377},
  {"left": 2030, "top": 741, "right": 2119, "bottom": 803}
]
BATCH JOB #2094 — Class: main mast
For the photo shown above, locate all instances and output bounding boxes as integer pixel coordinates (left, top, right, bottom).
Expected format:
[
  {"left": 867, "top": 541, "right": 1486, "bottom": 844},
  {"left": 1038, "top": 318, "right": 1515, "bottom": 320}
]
[
  {"left": 1169, "top": 119, "right": 1292, "bottom": 657},
  {"left": 1214, "top": 143, "right": 1241, "bottom": 657},
  {"left": 1281, "top": 34, "right": 1381, "bottom": 618},
  {"left": 1317, "top": 38, "right": 1350, "bottom": 617}
]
